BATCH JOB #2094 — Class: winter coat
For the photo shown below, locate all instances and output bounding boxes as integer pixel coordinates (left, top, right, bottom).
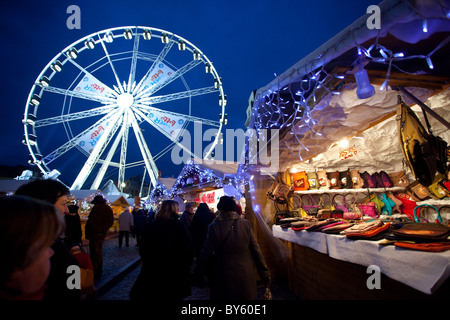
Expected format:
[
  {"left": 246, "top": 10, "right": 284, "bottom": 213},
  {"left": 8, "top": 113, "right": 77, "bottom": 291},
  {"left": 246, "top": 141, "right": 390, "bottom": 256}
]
[
  {"left": 85, "top": 203, "right": 114, "bottom": 240},
  {"left": 130, "top": 217, "right": 194, "bottom": 300},
  {"left": 133, "top": 210, "right": 147, "bottom": 235},
  {"left": 118, "top": 210, "right": 134, "bottom": 232},
  {"left": 197, "top": 211, "right": 271, "bottom": 300},
  {"left": 64, "top": 213, "right": 82, "bottom": 247},
  {"left": 179, "top": 210, "right": 194, "bottom": 229},
  {"left": 191, "top": 207, "right": 216, "bottom": 258}
]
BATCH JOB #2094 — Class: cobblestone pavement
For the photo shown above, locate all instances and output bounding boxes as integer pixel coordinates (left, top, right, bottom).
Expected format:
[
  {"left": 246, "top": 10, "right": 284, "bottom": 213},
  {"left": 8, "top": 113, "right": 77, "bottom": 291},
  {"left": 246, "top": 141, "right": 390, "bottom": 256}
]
[{"left": 94, "top": 234, "right": 297, "bottom": 301}]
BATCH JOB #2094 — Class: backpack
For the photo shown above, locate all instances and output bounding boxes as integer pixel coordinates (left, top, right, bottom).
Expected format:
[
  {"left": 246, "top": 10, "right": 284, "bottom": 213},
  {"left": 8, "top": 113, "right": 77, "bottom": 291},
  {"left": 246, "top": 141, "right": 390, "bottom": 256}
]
[{"left": 396, "top": 101, "right": 447, "bottom": 187}]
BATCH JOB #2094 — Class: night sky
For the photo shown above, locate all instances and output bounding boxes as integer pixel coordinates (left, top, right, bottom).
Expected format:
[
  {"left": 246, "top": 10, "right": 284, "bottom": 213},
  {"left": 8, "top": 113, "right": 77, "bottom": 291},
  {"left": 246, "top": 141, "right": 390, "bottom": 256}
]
[{"left": 0, "top": 0, "right": 376, "bottom": 186}]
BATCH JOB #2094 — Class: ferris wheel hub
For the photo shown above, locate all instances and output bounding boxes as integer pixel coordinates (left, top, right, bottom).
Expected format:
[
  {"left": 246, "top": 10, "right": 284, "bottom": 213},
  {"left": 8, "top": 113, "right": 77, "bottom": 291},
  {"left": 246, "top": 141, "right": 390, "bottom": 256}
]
[{"left": 117, "top": 92, "right": 134, "bottom": 108}]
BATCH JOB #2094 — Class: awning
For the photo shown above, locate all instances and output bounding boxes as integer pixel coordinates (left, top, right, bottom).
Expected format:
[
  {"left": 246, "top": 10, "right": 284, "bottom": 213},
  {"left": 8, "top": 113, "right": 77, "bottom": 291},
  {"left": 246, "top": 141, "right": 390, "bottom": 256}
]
[{"left": 242, "top": 0, "right": 450, "bottom": 173}]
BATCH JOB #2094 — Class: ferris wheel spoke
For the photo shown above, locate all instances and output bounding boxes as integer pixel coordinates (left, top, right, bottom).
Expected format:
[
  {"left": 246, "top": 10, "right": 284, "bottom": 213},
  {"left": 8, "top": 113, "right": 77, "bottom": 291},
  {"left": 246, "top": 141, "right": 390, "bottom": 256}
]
[
  {"left": 117, "top": 111, "right": 130, "bottom": 191},
  {"left": 71, "top": 111, "right": 123, "bottom": 190},
  {"left": 34, "top": 104, "right": 116, "bottom": 127},
  {"left": 90, "top": 111, "right": 129, "bottom": 190},
  {"left": 42, "top": 85, "right": 116, "bottom": 104},
  {"left": 42, "top": 110, "right": 122, "bottom": 165},
  {"left": 132, "top": 40, "right": 175, "bottom": 95},
  {"left": 99, "top": 36, "right": 124, "bottom": 93},
  {"left": 128, "top": 29, "right": 140, "bottom": 93},
  {"left": 128, "top": 111, "right": 159, "bottom": 187},
  {"left": 133, "top": 59, "right": 202, "bottom": 100},
  {"left": 131, "top": 107, "right": 200, "bottom": 160},
  {"left": 152, "top": 142, "right": 177, "bottom": 162},
  {"left": 135, "top": 104, "right": 220, "bottom": 128},
  {"left": 136, "top": 86, "right": 219, "bottom": 105}
]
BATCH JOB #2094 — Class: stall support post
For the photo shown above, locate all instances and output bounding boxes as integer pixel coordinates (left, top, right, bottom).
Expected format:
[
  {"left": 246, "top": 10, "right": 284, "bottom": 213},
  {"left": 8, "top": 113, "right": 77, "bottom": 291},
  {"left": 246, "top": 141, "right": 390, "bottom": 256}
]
[{"left": 393, "top": 86, "right": 450, "bottom": 130}]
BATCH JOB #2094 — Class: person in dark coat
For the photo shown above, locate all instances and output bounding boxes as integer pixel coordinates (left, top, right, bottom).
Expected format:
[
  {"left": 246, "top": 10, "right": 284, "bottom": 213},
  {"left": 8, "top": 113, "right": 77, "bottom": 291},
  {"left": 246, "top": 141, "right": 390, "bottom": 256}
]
[
  {"left": 196, "top": 196, "right": 271, "bottom": 300},
  {"left": 191, "top": 203, "right": 215, "bottom": 260},
  {"left": 64, "top": 204, "right": 82, "bottom": 248},
  {"left": 14, "top": 179, "right": 81, "bottom": 300},
  {"left": 133, "top": 208, "right": 147, "bottom": 247},
  {"left": 179, "top": 202, "right": 195, "bottom": 231},
  {"left": 84, "top": 195, "right": 114, "bottom": 280},
  {"left": 130, "top": 200, "right": 193, "bottom": 300}
]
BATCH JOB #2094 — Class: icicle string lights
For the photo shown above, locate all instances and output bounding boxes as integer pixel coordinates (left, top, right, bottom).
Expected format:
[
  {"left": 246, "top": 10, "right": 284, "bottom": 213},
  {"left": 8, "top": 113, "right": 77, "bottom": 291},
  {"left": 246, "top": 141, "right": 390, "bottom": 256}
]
[
  {"left": 165, "top": 160, "right": 235, "bottom": 199},
  {"left": 245, "top": 32, "right": 449, "bottom": 174}
]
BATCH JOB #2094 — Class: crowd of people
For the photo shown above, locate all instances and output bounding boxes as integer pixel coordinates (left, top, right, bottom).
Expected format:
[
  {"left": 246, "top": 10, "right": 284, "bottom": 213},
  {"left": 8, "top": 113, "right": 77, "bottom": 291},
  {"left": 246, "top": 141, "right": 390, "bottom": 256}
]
[{"left": 1, "top": 178, "right": 271, "bottom": 301}]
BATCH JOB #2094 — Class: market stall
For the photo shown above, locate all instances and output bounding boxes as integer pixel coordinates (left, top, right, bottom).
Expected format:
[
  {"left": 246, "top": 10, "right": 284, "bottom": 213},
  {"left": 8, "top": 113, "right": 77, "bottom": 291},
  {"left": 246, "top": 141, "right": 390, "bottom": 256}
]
[
  {"left": 146, "top": 177, "right": 176, "bottom": 209},
  {"left": 169, "top": 159, "right": 242, "bottom": 213},
  {"left": 239, "top": 0, "right": 450, "bottom": 299},
  {"left": 104, "top": 193, "right": 134, "bottom": 232}
]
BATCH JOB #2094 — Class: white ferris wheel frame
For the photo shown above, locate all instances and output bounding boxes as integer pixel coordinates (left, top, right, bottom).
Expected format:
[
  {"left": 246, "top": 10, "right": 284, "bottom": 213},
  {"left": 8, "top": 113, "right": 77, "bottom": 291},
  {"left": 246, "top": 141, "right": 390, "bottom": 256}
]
[{"left": 22, "top": 26, "right": 227, "bottom": 191}]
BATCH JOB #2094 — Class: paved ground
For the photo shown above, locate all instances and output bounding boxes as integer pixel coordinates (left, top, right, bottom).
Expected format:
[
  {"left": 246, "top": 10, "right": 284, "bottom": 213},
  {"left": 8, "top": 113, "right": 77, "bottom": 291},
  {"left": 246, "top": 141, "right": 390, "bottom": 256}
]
[{"left": 91, "top": 233, "right": 297, "bottom": 301}]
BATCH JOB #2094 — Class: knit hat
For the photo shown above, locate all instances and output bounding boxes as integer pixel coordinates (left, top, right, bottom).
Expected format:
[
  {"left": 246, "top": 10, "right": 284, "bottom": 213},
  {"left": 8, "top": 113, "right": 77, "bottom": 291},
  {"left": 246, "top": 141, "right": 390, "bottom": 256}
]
[
  {"left": 91, "top": 195, "right": 106, "bottom": 204},
  {"left": 217, "top": 196, "right": 236, "bottom": 212}
]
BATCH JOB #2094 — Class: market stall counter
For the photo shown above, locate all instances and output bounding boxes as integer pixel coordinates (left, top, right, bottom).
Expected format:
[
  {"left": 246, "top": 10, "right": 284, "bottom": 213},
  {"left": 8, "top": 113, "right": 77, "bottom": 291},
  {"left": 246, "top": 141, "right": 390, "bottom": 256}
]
[{"left": 273, "top": 224, "right": 450, "bottom": 299}]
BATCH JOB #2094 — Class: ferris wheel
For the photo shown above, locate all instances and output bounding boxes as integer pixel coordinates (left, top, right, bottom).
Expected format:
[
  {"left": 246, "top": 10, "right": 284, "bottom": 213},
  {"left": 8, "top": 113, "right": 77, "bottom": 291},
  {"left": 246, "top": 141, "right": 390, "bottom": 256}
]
[{"left": 22, "top": 26, "right": 227, "bottom": 191}]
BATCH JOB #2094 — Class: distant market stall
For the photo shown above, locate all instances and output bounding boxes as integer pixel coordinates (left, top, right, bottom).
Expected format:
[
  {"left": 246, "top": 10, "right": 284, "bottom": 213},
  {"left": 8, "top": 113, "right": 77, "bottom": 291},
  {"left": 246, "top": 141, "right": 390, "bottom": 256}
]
[
  {"left": 239, "top": 0, "right": 450, "bottom": 299},
  {"left": 169, "top": 159, "right": 241, "bottom": 213},
  {"left": 70, "top": 186, "right": 133, "bottom": 236},
  {"left": 146, "top": 177, "right": 177, "bottom": 208}
]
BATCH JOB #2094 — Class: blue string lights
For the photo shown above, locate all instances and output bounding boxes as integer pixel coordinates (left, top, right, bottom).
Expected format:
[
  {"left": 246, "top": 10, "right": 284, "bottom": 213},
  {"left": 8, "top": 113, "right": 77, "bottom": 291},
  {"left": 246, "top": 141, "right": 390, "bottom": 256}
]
[
  {"left": 239, "top": 3, "right": 449, "bottom": 191},
  {"left": 168, "top": 160, "right": 230, "bottom": 198}
]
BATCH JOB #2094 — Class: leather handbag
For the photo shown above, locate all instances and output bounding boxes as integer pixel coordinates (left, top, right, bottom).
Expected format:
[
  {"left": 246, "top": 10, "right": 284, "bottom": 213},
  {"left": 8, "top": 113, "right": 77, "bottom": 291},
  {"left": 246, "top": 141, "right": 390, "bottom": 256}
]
[
  {"left": 307, "top": 171, "right": 319, "bottom": 190},
  {"left": 319, "top": 194, "right": 335, "bottom": 213},
  {"left": 389, "top": 170, "right": 410, "bottom": 187},
  {"left": 350, "top": 170, "right": 364, "bottom": 189},
  {"left": 343, "top": 193, "right": 362, "bottom": 220},
  {"left": 394, "top": 241, "right": 450, "bottom": 252},
  {"left": 339, "top": 170, "right": 353, "bottom": 189},
  {"left": 358, "top": 202, "right": 380, "bottom": 219},
  {"left": 331, "top": 209, "right": 344, "bottom": 219},
  {"left": 427, "top": 173, "right": 449, "bottom": 199},
  {"left": 369, "top": 193, "right": 385, "bottom": 213},
  {"left": 345, "top": 222, "right": 391, "bottom": 240},
  {"left": 317, "top": 209, "right": 333, "bottom": 219},
  {"left": 340, "top": 219, "right": 383, "bottom": 235},
  {"left": 317, "top": 170, "right": 330, "bottom": 190},
  {"left": 301, "top": 194, "right": 320, "bottom": 215},
  {"left": 379, "top": 193, "right": 396, "bottom": 215},
  {"left": 408, "top": 181, "right": 431, "bottom": 200},
  {"left": 327, "top": 171, "right": 341, "bottom": 189},
  {"left": 394, "top": 193, "right": 417, "bottom": 219},
  {"left": 332, "top": 194, "right": 348, "bottom": 212},
  {"left": 322, "top": 222, "right": 354, "bottom": 234},
  {"left": 393, "top": 222, "right": 450, "bottom": 241},
  {"left": 292, "top": 171, "right": 309, "bottom": 191},
  {"left": 413, "top": 204, "right": 443, "bottom": 224}
]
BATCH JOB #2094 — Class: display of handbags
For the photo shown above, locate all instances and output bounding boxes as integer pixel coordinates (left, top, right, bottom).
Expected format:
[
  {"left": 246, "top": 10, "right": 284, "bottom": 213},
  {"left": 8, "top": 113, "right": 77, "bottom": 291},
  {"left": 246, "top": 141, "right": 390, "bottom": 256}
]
[
  {"left": 290, "top": 169, "right": 401, "bottom": 191},
  {"left": 269, "top": 166, "right": 450, "bottom": 252}
]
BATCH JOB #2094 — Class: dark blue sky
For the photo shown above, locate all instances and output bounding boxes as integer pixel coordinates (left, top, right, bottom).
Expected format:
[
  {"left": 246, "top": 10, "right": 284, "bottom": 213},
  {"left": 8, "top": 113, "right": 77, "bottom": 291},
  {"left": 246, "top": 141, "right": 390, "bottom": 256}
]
[{"left": 0, "top": 0, "right": 376, "bottom": 184}]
